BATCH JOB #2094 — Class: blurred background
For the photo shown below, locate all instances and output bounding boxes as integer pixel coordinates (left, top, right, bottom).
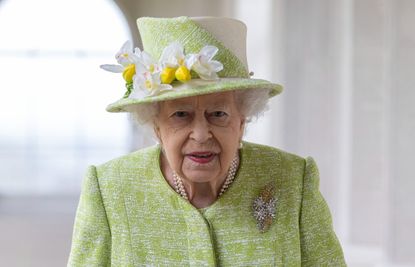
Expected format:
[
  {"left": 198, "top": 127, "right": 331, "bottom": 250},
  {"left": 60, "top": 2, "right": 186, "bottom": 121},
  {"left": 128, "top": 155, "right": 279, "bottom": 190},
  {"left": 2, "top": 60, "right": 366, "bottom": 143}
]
[{"left": 0, "top": 0, "right": 414, "bottom": 266}]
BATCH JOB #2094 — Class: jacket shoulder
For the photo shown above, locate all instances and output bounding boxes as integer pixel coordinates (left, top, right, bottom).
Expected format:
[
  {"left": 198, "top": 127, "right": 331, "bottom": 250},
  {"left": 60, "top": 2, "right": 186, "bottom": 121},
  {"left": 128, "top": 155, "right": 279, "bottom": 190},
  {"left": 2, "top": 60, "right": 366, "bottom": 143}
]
[
  {"left": 94, "top": 144, "right": 160, "bottom": 178},
  {"left": 243, "top": 141, "right": 305, "bottom": 166},
  {"left": 242, "top": 141, "right": 307, "bottom": 193}
]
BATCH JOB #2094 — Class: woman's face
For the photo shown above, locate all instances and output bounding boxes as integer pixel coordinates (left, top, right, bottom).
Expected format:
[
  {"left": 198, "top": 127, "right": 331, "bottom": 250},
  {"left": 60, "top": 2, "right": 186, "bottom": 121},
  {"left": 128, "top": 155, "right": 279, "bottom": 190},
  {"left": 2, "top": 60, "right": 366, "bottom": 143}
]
[{"left": 154, "top": 91, "right": 245, "bottom": 184}]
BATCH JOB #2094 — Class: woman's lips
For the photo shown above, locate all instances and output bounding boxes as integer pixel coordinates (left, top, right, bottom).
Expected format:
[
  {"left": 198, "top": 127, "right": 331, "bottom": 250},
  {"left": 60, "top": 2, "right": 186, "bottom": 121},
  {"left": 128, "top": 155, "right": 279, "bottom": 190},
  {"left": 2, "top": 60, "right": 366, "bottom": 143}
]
[{"left": 186, "top": 152, "right": 216, "bottom": 164}]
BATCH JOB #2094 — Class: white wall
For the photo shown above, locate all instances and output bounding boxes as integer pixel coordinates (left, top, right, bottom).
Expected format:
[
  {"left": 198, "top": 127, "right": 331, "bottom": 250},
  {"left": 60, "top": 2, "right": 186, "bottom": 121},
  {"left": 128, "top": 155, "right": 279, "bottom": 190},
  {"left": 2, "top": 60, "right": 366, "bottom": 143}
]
[
  {"left": 114, "top": 0, "right": 415, "bottom": 265},
  {"left": 261, "top": 0, "right": 415, "bottom": 266}
]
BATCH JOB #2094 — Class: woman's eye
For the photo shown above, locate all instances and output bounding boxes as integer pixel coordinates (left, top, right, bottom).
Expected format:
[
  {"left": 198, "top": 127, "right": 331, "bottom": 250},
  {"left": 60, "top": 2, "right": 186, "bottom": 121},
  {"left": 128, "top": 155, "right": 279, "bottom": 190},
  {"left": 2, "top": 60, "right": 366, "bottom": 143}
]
[
  {"left": 207, "top": 111, "right": 229, "bottom": 126},
  {"left": 172, "top": 111, "right": 189, "bottom": 118},
  {"left": 212, "top": 111, "right": 227, "bottom": 117}
]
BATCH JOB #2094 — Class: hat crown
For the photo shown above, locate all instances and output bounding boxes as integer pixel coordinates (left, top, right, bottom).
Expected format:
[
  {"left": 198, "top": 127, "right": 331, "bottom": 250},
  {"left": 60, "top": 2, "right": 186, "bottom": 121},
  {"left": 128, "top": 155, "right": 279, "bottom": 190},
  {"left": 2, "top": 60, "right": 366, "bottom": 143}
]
[
  {"left": 189, "top": 17, "right": 248, "bottom": 69},
  {"left": 136, "top": 16, "right": 249, "bottom": 78}
]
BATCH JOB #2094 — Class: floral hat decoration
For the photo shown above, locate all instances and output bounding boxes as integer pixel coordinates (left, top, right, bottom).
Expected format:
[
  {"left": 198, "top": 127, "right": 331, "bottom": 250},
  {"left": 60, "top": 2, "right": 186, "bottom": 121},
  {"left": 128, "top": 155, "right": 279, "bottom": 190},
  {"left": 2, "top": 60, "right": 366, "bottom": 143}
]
[{"left": 102, "top": 16, "right": 283, "bottom": 113}]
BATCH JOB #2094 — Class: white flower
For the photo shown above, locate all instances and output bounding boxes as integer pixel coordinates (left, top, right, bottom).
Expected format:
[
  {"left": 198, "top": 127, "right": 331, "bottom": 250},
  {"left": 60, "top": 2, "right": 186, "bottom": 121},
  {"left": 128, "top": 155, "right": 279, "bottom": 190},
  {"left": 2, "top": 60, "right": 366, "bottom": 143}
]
[
  {"left": 99, "top": 63, "right": 124, "bottom": 74},
  {"left": 100, "top": 41, "right": 162, "bottom": 87},
  {"left": 159, "top": 42, "right": 196, "bottom": 69},
  {"left": 191, "top": 45, "right": 223, "bottom": 80},
  {"left": 135, "top": 49, "right": 160, "bottom": 75},
  {"left": 100, "top": 41, "right": 226, "bottom": 99},
  {"left": 100, "top": 41, "right": 140, "bottom": 74},
  {"left": 158, "top": 42, "right": 198, "bottom": 83},
  {"left": 115, "top": 40, "right": 139, "bottom": 67},
  {"left": 130, "top": 71, "right": 172, "bottom": 98}
]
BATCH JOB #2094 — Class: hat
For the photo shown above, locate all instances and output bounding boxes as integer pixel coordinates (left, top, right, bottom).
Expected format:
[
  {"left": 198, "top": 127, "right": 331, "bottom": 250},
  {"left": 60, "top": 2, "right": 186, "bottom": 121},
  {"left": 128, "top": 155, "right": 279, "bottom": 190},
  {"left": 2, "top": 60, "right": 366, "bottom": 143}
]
[{"left": 102, "top": 16, "right": 283, "bottom": 113}]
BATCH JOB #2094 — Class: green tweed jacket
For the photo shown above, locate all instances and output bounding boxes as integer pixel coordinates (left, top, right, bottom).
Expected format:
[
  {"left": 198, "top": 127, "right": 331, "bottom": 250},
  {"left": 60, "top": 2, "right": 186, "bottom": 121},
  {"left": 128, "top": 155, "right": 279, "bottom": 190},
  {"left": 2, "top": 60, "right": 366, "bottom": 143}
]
[{"left": 68, "top": 142, "right": 346, "bottom": 266}]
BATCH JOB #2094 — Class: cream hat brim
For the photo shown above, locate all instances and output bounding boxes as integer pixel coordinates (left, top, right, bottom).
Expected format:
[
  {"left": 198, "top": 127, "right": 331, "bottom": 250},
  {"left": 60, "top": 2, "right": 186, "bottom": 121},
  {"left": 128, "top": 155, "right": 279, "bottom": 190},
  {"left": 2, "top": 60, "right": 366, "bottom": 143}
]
[{"left": 106, "top": 78, "right": 282, "bottom": 112}]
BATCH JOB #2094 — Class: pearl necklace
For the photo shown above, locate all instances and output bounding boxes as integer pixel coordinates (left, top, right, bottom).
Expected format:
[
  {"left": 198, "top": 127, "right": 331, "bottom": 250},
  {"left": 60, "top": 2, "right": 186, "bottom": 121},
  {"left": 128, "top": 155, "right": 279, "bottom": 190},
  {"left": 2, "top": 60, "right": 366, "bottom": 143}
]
[{"left": 172, "top": 155, "right": 239, "bottom": 200}]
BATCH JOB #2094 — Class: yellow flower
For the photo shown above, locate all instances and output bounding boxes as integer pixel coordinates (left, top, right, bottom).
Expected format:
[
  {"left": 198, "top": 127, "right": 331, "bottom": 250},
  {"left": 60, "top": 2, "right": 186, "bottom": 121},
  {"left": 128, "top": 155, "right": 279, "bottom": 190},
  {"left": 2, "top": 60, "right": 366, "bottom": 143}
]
[
  {"left": 175, "top": 66, "right": 191, "bottom": 82},
  {"left": 122, "top": 64, "right": 136, "bottom": 82},
  {"left": 159, "top": 42, "right": 197, "bottom": 83},
  {"left": 160, "top": 67, "right": 176, "bottom": 84}
]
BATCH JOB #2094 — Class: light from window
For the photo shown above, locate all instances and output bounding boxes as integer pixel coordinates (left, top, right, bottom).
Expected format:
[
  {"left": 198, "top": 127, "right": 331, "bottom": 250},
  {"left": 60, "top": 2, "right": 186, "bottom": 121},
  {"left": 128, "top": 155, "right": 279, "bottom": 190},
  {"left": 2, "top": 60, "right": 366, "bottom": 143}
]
[{"left": 0, "top": 0, "right": 132, "bottom": 195}]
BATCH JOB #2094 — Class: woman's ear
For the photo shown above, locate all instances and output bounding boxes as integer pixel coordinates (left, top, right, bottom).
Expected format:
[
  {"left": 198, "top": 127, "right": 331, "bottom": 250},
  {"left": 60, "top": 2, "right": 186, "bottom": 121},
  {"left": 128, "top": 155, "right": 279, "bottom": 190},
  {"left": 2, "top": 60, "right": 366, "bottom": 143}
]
[
  {"left": 240, "top": 117, "right": 246, "bottom": 131},
  {"left": 153, "top": 121, "right": 162, "bottom": 144},
  {"left": 239, "top": 117, "right": 246, "bottom": 137}
]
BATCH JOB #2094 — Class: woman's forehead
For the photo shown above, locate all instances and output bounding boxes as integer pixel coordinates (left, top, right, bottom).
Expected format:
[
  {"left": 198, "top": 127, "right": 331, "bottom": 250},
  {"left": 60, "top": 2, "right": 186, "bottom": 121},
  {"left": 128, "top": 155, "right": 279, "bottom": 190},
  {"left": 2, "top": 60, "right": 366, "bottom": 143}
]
[{"left": 162, "top": 92, "right": 236, "bottom": 109}]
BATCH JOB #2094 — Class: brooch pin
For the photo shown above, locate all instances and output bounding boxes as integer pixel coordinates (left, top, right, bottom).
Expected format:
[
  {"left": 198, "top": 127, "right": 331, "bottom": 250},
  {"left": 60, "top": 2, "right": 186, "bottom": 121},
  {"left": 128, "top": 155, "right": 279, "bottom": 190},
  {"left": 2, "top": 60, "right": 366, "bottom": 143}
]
[{"left": 253, "top": 182, "right": 277, "bottom": 233}]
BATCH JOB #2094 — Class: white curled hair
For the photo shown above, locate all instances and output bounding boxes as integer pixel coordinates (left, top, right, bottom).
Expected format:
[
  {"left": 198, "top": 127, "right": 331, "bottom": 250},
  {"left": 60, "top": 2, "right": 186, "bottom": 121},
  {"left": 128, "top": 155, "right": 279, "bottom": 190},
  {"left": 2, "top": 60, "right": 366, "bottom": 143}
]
[
  {"left": 233, "top": 88, "right": 270, "bottom": 123},
  {"left": 127, "top": 88, "right": 271, "bottom": 132},
  {"left": 126, "top": 102, "right": 159, "bottom": 138}
]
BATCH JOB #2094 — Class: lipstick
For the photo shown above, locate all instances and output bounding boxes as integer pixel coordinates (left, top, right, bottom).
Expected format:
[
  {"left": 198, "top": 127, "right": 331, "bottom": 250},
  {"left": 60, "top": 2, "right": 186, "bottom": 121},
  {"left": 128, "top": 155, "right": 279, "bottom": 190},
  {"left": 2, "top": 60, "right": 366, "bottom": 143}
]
[{"left": 186, "top": 152, "right": 216, "bottom": 164}]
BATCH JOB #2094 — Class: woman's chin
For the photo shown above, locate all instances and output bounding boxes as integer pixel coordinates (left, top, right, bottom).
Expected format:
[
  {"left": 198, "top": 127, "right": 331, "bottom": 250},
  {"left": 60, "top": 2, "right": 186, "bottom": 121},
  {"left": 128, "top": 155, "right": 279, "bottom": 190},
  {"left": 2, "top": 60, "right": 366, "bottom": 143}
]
[
  {"left": 182, "top": 170, "right": 220, "bottom": 183},
  {"left": 182, "top": 157, "right": 221, "bottom": 182}
]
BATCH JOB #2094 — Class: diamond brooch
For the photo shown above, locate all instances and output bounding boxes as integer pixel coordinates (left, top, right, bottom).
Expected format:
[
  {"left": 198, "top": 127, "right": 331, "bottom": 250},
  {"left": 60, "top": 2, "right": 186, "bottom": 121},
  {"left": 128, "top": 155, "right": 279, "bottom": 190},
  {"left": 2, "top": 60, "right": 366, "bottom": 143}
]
[{"left": 253, "top": 182, "right": 277, "bottom": 233}]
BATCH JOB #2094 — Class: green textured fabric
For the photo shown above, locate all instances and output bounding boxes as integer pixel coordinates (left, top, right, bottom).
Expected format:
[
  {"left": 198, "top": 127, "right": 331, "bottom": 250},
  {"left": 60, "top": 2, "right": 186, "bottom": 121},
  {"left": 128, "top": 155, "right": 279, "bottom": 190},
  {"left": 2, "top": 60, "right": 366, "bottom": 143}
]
[
  {"left": 67, "top": 142, "right": 346, "bottom": 266},
  {"left": 106, "top": 17, "right": 283, "bottom": 113},
  {"left": 138, "top": 16, "right": 249, "bottom": 79}
]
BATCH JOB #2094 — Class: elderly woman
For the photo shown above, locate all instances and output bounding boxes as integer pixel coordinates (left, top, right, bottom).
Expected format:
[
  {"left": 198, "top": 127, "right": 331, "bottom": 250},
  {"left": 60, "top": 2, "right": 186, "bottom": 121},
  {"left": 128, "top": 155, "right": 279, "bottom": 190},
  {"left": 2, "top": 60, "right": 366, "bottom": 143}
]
[{"left": 68, "top": 16, "right": 346, "bottom": 266}]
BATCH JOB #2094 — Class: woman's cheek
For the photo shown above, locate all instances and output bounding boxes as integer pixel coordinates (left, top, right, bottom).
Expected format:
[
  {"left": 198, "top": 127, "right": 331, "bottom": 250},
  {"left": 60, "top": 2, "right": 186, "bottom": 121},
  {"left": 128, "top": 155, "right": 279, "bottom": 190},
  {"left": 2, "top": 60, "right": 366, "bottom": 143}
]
[{"left": 174, "top": 132, "right": 186, "bottom": 169}]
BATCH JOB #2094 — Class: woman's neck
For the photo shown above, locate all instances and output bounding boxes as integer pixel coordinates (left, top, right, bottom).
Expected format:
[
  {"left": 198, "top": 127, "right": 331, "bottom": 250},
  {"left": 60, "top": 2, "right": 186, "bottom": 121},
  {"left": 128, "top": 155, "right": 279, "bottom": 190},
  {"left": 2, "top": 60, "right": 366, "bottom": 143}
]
[
  {"left": 160, "top": 153, "right": 226, "bottom": 209},
  {"left": 183, "top": 180, "right": 222, "bottom": 208}
]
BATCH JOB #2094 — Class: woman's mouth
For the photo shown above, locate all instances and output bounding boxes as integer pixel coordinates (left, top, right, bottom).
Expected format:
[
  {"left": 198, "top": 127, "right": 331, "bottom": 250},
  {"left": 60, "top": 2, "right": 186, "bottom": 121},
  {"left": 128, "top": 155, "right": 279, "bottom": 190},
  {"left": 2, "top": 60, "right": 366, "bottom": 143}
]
[{"left": 186, "top": 152, "right": 216, "bottom": 164}]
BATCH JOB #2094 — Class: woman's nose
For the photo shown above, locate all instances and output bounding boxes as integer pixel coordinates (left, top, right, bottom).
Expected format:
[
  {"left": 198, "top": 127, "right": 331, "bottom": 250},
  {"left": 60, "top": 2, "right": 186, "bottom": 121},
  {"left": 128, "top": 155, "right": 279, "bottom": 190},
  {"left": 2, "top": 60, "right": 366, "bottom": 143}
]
[{"left": 189, "top": 116, "right": 212, "bottom": 143}]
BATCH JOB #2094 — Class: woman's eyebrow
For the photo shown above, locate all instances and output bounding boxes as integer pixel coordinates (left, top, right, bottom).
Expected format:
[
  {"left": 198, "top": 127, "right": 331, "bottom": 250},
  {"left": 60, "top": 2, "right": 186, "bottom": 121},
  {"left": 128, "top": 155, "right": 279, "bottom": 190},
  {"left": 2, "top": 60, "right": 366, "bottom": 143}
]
[
  {"left": 208, "top": 103, "right": 228, "bottom": 109},
  {"left": 170, "top": 103, "right": 194, "bottom": 110}
]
